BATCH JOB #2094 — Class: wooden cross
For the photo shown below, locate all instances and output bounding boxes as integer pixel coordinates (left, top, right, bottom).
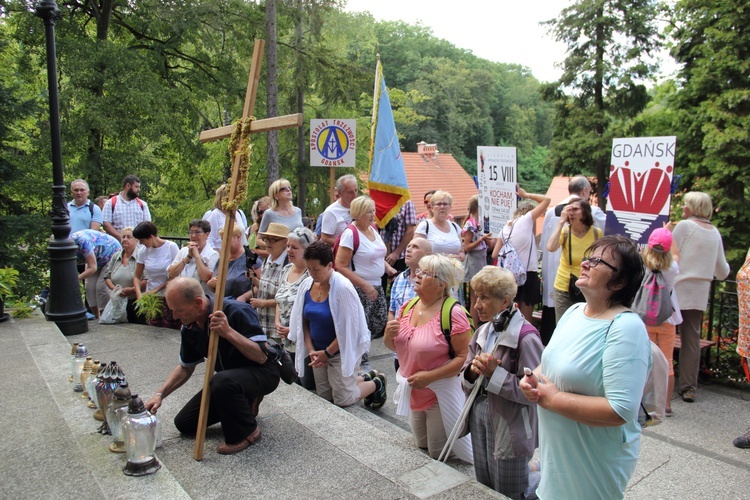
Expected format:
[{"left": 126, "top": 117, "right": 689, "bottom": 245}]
[{"left": 193, "top": 39, "right": 302, "bottom": 461}]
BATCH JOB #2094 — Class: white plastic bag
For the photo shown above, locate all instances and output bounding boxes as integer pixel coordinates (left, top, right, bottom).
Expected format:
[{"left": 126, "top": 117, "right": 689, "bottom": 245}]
[{"left": 99, "top": 286, "right": 128, "bottom": 324}]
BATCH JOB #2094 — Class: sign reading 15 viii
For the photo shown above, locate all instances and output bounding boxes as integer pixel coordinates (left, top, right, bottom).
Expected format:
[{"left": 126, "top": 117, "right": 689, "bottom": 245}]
[
  {"left": 486, "top": 164, "right": 516, "bottom": 183},
  {"left": 309, "top": 119, "right": 357, "bottom": 167}
]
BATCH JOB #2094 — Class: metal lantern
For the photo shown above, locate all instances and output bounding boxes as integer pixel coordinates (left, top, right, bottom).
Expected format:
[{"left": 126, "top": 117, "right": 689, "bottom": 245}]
[
  {"left": 94, "top": 362, "right": 122, "bottom": 434},
  {"left": 122, "top": 394, "right": 161, "bottom": 477},
  {"left": 71, "top": 343, "right": 89, "bottom": 392},
  {"left": 106, "top": 382, "right": 132, "bottom": 453}
]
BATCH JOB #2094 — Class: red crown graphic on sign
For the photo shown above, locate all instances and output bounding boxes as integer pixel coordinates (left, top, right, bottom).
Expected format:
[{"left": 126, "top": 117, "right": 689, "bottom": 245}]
[{"left": 609, "top": 164, "right": 671, "bottom": 214}]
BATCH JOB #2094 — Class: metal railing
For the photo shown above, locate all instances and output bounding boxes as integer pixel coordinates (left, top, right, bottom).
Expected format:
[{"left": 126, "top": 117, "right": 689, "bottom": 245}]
[{"left": 706, "top": 278, "right": 739, "bottom": 368}]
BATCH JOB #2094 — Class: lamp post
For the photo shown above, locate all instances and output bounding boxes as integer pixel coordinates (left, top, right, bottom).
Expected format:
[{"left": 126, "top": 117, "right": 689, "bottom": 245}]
[{"left": 35, "top": 0, "right": 88, "bottom": 335}]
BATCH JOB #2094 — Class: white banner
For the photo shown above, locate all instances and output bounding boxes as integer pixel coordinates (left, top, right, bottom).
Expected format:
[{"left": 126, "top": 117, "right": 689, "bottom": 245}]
[
  {"left": 477, "top": 146, "right": 517, "bottom": 237},
  {"left": 310, "top": 119, "right": 357, "bottom": 167}
]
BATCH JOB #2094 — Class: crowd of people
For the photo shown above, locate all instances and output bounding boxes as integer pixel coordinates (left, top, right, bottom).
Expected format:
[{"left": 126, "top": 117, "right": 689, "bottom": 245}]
[{"left": 67, "top": 172, "right": 746, "bottom": 496}]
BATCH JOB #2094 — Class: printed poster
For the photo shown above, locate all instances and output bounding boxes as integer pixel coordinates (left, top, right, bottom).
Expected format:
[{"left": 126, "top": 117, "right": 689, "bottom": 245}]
[
  {"left": 606, "top": 136, "right": 676, "bottom": 245},
  {"left": 477, "top": 147, "right": 517, "bottom": 237},
  {"left": 310, "top": 119, "right": 356, "bottom": 167}
]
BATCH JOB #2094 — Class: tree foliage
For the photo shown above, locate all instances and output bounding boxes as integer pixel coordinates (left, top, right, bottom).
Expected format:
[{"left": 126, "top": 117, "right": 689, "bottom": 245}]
[
  {"left": 669, "top": 0, "right": 750, "bottom": 269},
  {"left": 543, "top": 0, "right": 662, "bottom": 208},
  {"left": 0, "top": 2, "right": 589, "bottom": 295}
]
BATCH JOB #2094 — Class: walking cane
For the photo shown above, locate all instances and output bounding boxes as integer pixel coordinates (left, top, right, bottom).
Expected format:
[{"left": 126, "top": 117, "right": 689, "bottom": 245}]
[{"left": 438, "top": 309, "right": 516, "bottom": 462}]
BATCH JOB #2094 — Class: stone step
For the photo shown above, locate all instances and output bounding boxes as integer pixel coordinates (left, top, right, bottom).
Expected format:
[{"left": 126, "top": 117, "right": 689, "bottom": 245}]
[{"left": 3, "top": 312, "right": 501, "bottom": 499}]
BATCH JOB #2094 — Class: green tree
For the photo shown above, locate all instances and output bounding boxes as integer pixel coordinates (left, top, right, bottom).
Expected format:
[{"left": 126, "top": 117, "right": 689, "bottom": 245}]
[
  {"left": 543, "top": 0, "right": 661, "bottom": 208},
  {"left": 670, "top": 0, "right": 750, "bottom": 268}
]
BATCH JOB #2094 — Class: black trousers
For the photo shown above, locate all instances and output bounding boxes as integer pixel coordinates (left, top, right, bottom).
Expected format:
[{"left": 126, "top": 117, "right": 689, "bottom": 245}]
[{"left": 174, "top": 360, "right": 280, "bottom": 444}]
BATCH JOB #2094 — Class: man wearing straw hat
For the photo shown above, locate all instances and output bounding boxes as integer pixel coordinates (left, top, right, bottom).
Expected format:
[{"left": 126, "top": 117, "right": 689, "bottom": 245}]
[{"left": 251, "top": 222, "right": 290, "bottom": 343}]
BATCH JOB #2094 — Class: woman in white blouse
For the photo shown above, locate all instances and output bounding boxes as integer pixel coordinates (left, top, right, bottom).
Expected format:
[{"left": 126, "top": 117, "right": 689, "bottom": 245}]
[{"left": 414, "top": 190, "right": 464, "bottom": 260}]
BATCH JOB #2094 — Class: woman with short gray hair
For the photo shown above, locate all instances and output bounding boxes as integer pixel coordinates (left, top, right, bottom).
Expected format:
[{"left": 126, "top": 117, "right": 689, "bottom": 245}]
[{"left": 463, "top": 266, "right": 543, "bottom": 497}]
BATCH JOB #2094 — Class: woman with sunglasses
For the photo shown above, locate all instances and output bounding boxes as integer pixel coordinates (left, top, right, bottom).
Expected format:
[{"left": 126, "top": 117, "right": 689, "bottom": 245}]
[
  {"left": 250, "top": 222, "right": 290, "bottom": 343},
  {"left": 521, "top": 235, "right": 651, "bottom": 499},
  {"left": 259, "top": 179, "right": 303, "bottom": 233},
  {"left": 546, "top": 197, "right": 602, "bottom": 323},
  {"left": 275, "top": 227, "right": 315, "bottom": 387},
  {"left": 384, "top": 254, "right": 473, "bottom": 462}
]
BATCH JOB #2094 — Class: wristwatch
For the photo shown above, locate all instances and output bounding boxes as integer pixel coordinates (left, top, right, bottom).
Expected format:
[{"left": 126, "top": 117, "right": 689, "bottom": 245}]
[{"left": 324, "top": 348, "right": 333, "bottom": 359}]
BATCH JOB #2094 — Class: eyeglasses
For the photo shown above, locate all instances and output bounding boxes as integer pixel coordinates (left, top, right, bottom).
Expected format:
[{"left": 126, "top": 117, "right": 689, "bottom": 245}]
[
  {"left": 188, "top": 230, "right": 205, "bottom": 235},
  {"left": 257, "top": 210, "right": 265, "bottom": 218},
  {"left": 423, "top": 200, "right": 430, "bottom": 205},
  {"left": 414, "top": 268, "right": 435, "bottom": 279},
  {"left": 583, "top": 256, "right": 618, "bottom": 272},
  {"left": 263, "top": 236, "right": 284, "bottom": 244},
  {"left": 432, "top": 202, "right": 451, "bottom": 208},
  {"left": 279, "top": 186, "right": 292, "bottom": 192}
]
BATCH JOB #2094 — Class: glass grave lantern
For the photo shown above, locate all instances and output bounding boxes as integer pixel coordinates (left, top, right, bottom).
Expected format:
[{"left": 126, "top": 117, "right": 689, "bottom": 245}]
[
  {"left": 85, "top": 360, "right": 101, "bottom": 409},
  {"left": 71, "top": 343, "right": 89, "bottom": 392},
  {"left": 122, "top": 394, "right": 161, "bottom": 477},
  {"left": 106, "top": 381, "right": 132, "bottom": 453},
  {"left": 68, "top": 342, "right": 80, "bottom": 383},
  {"left": 80, "top": 356, "right": 93, "bottom": 399},
  {"left": 94, "top": 362, "right": 122, "bottom": 434}
]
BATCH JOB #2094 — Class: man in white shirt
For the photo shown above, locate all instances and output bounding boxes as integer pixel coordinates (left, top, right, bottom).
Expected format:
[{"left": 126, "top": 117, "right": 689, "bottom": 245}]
[
  {"left": 102, "top": 174, "right": 152, "bottom": 242},
  {"left": 539, "top": 175, "right": 606, "bottom": 342},
  {"left": 320, "top": 174, "right": 359, "bottom": 246}
]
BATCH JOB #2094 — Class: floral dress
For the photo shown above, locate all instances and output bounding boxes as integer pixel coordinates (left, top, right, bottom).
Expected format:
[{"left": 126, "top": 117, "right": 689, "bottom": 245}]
[
  {"left": 275, "top": 264, "right": 309, "bottom": 353},
  {"left": 736, "top": 249, "right": 750, "bottom": 358}
]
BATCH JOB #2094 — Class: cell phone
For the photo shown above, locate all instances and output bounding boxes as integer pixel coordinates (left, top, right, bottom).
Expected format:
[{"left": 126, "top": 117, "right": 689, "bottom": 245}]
[{"left": 554, "top": 204, "right": 565, "bottom": 217}]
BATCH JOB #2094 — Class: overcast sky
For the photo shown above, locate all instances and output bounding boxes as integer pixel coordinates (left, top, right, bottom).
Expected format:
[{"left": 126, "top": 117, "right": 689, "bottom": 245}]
[{"left": 343, "top": 0, "right": 570, "bottom": 83}]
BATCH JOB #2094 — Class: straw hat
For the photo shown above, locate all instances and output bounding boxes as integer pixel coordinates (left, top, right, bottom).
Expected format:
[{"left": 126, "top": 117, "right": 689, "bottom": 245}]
[{"left": 258, "top": 222, "right": 290, "bottom": 240}]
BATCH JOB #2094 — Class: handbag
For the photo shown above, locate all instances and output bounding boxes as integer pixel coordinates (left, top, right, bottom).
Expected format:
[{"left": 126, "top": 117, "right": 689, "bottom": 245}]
[
  {"left": 265, "top": 338, "right": 297, "bottom": 385},
  {"left": 567, "top": 228, "right": 585, "bottom": 303}
]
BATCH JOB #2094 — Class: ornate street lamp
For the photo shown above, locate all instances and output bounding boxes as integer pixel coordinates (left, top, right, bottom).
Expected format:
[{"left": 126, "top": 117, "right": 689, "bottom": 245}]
[{"left": 35, "top": 0, "right": 88, "bottom": 336}]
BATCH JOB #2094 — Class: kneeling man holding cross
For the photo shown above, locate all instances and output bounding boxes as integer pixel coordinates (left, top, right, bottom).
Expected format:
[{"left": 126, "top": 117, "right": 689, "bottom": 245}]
[{"left": 146, "top": 277, "right": 280, "bottom": 455}]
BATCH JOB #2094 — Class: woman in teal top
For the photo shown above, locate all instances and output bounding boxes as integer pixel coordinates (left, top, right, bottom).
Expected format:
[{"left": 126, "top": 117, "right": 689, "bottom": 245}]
[{"left": 521, "top": 235, "right": 651, "bottom": 499}]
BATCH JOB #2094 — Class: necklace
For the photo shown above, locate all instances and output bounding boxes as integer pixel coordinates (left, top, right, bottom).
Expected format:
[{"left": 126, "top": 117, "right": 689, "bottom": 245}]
[
  {"left": 316, "top": 283, "right": 329, "bottom": 300},
  {"left": 585, "top": 304, "right": 610, "bottom": 319},
  {"left": 418, "top": 298, "right": 442, "bottom": 317}
]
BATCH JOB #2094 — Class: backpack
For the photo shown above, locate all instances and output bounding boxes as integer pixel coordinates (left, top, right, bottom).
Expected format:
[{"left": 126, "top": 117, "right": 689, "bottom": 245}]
[
  {"left": 110, "top": 195, "right": 145, "bottom": 213},
  {"left": 402, "top": 296, "right": 475, "bottom": 358},
  {"left": 632, "top": 269, "right": 672, "bottom": 326},
  {"left": 332, "top": 223, "right": 360, "bottom": 271},
  {"left": 509, "top": 323, "right": 542, "bottom": 375},
  {"left": 423, "top": 219, "right": 461, "bottom": 237},
  {"left": 601, "top": 309, "right": 668, "bottom": 428},
  {"left": 497, "top": 220, "right": 527, "bottom": 286}
]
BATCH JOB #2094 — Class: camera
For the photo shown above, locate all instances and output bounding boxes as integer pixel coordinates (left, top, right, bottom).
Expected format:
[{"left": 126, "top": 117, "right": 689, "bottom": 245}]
[{"left": 244, "top": 245, "right": 259, "bottom": 269}]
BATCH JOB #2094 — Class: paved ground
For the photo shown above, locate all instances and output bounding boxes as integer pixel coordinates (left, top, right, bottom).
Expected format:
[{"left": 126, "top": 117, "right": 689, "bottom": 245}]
[{"left": 2, "top": 311, "right": 749, "bottom": 499}]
